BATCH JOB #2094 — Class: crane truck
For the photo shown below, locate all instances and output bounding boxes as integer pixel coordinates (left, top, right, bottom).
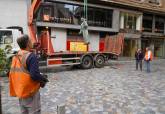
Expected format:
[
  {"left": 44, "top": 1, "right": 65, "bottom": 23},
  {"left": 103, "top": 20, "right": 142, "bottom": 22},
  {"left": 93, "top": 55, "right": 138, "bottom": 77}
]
[{"left": 27, "top": 0, "right": 124, "bottom": 69}]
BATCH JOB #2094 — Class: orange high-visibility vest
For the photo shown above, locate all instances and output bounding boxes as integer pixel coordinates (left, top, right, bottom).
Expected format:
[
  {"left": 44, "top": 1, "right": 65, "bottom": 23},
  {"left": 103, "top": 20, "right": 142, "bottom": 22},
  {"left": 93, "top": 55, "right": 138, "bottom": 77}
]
[
  {"left": 9, "top": 50, "right": 40, "bottom": 98},
  {"left": 145, "top": 50, "right": 153, "bottom": 61}
]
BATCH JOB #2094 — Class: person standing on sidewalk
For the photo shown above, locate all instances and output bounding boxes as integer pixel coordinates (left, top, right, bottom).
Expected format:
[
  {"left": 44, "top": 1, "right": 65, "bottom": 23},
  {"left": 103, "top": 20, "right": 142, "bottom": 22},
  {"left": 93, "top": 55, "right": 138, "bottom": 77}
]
[
  {"left": 9, "top": 35, "right": 48, "bottom": 114},
  {"left": 144, "top": 47, "right": 153, "bottom": 73},
  {"left": 135, "top": 49, "right": 144, "bottom": 71}
]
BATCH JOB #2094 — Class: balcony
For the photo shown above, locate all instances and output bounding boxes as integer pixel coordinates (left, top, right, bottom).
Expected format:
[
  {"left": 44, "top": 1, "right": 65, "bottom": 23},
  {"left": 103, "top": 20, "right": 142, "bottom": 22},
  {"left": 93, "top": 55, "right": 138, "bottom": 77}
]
[{"left": 120, "top": 29, "right": 141, "bottom": 34}]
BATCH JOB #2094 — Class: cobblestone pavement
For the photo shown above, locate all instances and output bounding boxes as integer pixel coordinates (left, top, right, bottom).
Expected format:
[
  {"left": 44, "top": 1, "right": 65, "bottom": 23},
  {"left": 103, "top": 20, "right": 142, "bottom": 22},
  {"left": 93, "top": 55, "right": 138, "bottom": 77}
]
[{"left": 1, "top": 59, "right": 165, "bottom": 114}]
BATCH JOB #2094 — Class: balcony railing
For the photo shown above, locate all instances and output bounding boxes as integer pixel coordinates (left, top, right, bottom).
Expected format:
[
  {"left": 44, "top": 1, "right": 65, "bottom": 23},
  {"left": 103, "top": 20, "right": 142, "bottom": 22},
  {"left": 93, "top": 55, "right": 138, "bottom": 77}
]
[
  {"left": 142, "top": 27, "right": 152, "bottom": 32},
  {"left": 155, "top": 28, "right": 164, "bottom": 33},
  {"left": 119, "top": 29, "right": 141, "bottom": 34}
]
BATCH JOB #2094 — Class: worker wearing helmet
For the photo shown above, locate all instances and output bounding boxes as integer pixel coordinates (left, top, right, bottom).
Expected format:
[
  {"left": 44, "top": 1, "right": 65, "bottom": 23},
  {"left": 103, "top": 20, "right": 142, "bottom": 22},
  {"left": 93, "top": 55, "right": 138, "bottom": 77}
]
[
  {"left": 144, "top": 47, "right": 153, "bottom": 73},
  {"left": 9, "top": 35, "right": 48, "bottom": 114}
]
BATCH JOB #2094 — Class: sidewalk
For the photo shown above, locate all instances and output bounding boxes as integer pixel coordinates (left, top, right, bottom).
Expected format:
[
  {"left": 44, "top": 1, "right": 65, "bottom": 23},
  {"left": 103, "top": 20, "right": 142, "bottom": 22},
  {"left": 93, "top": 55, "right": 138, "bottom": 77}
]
[
  {"left": 118, "top": 57, "right": 134, "bottom": 61},
  {"left": 108, "top": 57, "right": 134, "bottom": 65}
]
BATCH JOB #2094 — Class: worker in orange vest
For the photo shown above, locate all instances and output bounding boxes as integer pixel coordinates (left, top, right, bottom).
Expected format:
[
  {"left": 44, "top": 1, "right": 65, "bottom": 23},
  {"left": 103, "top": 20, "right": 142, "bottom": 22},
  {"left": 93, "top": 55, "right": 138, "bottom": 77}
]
[
  {"left": 9, "top": 35, "right": 48, "bottom": 114},
  {"left": 144, "top": 47, "right": 153, "bottom": 73}
]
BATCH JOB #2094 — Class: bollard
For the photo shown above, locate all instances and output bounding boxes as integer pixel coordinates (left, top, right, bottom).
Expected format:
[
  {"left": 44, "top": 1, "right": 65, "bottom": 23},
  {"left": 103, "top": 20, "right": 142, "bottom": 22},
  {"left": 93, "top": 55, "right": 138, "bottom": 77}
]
[{"left": 57, "top": 104, "right": 65, "bottom": 114}]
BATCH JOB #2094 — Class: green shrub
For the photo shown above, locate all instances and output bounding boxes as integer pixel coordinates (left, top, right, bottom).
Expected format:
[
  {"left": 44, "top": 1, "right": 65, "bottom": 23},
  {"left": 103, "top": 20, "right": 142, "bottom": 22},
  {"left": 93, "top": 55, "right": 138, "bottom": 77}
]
[{"left": 0, "top": 49, "right": 8, "bottom": 76}]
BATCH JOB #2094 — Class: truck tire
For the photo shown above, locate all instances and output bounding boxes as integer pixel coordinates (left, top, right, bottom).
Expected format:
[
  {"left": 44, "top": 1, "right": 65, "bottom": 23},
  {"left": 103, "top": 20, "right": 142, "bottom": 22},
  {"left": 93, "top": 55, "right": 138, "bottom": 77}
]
[
  {"left": 81, "top": 55, "right": 93, "bottom": 69},
  {"left": 94, "top": 55, "right": 105, "bottom": 68}
]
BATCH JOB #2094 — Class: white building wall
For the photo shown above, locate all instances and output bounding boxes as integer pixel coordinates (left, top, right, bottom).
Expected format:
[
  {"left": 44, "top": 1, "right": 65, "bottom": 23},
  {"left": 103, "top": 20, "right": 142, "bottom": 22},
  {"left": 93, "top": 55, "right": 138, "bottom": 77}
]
[
  {"left": 0, "top": 0, "right": 29, "bottom": 34},
  {"left": 136, "top": 15, "right": 143, "bottom": 31},
  {"left": 120, "top": 13, "right": 124, "bottom": 29}
]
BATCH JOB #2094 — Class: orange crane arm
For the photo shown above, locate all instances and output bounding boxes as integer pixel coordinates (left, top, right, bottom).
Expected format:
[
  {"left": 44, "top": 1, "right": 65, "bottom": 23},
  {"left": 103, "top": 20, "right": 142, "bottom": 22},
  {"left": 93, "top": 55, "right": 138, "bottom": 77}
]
[{"left": 28, "top": 0, "right": 42, "bottom": 43}]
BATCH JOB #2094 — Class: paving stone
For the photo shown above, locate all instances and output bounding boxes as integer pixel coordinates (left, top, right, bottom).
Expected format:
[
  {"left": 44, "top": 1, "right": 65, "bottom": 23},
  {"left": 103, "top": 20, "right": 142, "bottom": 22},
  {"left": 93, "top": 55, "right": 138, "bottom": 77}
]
[
  {"left": 158, "top": 106, "right": 165, "bottom": 113},
  {"left": 6, "top": 107, "right": 20, "bottom": 114},
  {"left": 1, "top": 60, "right": 165, "bottom": 114},
  {"left": 143, "top": 108, "right": 156, "bottom": 114}
]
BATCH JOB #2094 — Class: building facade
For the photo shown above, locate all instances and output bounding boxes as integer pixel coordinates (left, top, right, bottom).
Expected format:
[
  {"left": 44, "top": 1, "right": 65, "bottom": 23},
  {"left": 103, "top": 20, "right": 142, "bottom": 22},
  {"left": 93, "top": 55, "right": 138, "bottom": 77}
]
[
  {"left": 103, "top": 0, "right": 165, "bottom": 58},
  {"left": 36, "top": 0, "right": 165, "bottom": 58},
  {"left": 0, "top": 0, "right": 165, "bottom": 58}
]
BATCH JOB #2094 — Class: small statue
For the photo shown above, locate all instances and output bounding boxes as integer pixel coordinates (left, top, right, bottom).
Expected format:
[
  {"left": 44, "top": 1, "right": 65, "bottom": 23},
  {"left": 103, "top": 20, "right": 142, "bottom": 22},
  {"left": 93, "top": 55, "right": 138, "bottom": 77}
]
[{"left": 79, "top": 18, "right": 90, "bottom": 44}]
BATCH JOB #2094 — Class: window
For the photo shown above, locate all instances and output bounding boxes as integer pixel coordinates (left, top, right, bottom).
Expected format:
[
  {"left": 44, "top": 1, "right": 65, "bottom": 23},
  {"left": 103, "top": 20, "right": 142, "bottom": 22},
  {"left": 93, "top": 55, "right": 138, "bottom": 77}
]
[
  {"left": 88, "top": 8, "right": 113, "bottom": 28},
  {"left": 123, "top": 13, "right": 137, "bottom": 30},
  {"left": 0, "top": 30, "right": 13, "bottom": 44},
  {"left": 143, "top": 14, "right": 153, "bottom": 32},
  {"left": 38, "top": 2, "right": 113, "bottom": 28},
  {"left": 155, "top": 16, "right": 164, "bottom": 33},
  {"left": 43, "top": 7, "right": 52, "bottom": 21},
  {"left": 40, "top": 5, "right": 54, "bottom": 22},
  {"left": 53, "top": 3, "right": 82, "bottom": 24}
]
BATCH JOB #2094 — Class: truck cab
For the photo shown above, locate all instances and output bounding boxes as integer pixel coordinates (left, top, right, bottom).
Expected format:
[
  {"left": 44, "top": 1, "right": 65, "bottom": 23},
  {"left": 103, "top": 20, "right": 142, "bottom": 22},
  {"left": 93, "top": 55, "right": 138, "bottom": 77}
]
[{"left": 0, "top": 29, "right": 21, "bottom": 53}]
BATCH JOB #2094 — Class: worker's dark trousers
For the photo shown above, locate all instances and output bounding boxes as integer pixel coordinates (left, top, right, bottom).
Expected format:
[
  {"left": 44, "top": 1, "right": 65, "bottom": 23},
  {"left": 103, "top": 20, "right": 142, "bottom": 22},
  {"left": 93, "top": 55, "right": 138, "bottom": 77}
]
[{"left": 136, "top": 60, "right": 142, "bottom": 71}]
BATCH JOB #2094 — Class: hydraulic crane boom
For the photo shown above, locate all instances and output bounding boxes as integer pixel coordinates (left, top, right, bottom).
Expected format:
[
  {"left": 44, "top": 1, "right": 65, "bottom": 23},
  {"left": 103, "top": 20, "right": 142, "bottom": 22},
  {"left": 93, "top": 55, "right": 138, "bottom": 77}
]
[
  {"left": 28, "top": 0, "right": 54, "bottom": 55},
  {"left": 28, "top": 0, "right": 42, "bottom": 44}
]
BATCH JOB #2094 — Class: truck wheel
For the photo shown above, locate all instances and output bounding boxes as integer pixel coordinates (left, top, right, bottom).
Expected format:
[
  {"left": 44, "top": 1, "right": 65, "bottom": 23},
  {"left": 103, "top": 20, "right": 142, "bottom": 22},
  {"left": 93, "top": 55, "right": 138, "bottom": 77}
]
[
  {"left": 81, "top": 55, "right": 93, "bottom": 69},
  {"left": 94, "top": 55, "right": 105, "bottom": 68}
]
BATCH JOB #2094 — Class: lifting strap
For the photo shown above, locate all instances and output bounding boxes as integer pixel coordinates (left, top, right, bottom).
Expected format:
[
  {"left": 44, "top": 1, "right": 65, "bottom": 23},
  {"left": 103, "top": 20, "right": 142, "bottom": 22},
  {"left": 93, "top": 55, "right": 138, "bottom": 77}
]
[{"left": 84, "top": 0, "right": 88, "bottom": 20}]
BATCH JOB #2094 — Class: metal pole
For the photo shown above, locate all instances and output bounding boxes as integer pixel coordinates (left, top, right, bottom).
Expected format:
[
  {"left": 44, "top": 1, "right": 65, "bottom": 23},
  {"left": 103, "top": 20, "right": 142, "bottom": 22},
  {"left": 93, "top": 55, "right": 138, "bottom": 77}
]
[
  {"left": 84, "top": 0, "right": 85, "bottom": 19},
  {"left": 86, "top": 0, "right": 88, "bottom": 20},
  {"left": 84, "top": 0, "right": 88, "bottom": 20}
]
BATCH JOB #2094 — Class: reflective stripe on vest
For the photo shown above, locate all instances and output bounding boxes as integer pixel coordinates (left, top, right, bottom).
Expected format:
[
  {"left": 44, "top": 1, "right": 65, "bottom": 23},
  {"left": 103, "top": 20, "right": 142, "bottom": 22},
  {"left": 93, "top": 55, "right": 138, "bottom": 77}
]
[
  {"left": 9, "top": 50, "right": 40, "bottom": 98},
  {"left": 10, "top": 67, "right": 30, "bottom": 74}
]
